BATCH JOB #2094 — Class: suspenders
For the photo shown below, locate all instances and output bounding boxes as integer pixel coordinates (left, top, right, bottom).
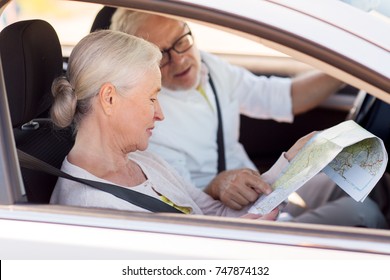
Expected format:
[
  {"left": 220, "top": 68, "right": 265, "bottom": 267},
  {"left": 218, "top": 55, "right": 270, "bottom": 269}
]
[{"left": 208, "top": 73, "right": 226, "bottom": 173}]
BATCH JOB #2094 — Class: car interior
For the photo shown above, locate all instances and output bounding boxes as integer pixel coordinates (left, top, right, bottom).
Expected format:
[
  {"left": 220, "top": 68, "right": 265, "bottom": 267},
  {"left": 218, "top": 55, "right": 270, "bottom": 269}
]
[
  {"left": 0, "top": 5, "right": 389, "bottom": 227},
  {"left": 0, "top": 19, "right": 74, "bottom": 203},
  {"left": 88, "top": 5, "right": 362, "bottom": 171}
]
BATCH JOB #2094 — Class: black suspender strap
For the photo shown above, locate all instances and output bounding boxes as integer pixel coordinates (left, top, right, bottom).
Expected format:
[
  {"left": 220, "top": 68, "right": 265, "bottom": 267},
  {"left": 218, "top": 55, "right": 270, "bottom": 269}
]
[
  {"left": 208, "top": 73, "right": 226, "bottom": 173},
  {"left": 17, "top": 149, "right": 182, "bottom": 213}
]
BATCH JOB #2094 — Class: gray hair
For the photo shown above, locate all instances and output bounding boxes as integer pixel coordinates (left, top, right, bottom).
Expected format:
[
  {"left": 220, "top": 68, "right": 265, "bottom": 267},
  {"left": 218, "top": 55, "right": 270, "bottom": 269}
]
[
  {"left": 50, "top": 29, "right": 161, "bottom": 130},
  {"left": 110, "top": 8, "right": 156, "bottom": 35}
]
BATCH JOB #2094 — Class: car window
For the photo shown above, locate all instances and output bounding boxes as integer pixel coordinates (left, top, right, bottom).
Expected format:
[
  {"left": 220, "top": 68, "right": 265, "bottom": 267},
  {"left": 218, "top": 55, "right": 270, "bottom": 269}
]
[
  {"left": 187, "top": 21, "right": 287, "bottom": 57},
  {"left": 341, "top": 0, "right": 390, "bottom": 21},
  {"left": 0, "top": 1, "right": 286, "bottom": 58},
  {"left": 0, "top": 1, "right": 103, "bottom": 56}
]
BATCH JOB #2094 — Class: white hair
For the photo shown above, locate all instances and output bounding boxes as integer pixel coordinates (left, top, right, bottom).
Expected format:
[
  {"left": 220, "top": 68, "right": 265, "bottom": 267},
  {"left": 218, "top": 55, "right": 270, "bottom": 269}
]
[{"left": 51, "top": 29, "right": 161, "bottom": 129}]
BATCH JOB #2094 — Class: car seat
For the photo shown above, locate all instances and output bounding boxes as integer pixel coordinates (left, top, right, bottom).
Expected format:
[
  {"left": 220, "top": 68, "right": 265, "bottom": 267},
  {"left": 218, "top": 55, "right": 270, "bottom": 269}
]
[
  {"left": 0, "top": 19, "right": 74, "bottom": 203},
  {"left": 90, "top": 6, "right": 117, "bottom": 32}
]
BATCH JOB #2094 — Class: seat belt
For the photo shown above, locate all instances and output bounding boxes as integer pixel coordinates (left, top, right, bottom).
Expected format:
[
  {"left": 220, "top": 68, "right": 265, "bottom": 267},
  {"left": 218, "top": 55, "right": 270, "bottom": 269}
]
[
  {"left": 208, "top": 73, "right": 226, "bottom": 173},
  {"left": 17, "top": 149, "right": 182, "bottom": 213}
]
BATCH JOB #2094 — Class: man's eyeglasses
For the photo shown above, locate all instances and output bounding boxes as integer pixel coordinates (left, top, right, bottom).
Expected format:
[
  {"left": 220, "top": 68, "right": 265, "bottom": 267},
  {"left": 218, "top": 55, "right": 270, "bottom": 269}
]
[{"left": 160, "top": 29, "right": 194, "bottom": 68}]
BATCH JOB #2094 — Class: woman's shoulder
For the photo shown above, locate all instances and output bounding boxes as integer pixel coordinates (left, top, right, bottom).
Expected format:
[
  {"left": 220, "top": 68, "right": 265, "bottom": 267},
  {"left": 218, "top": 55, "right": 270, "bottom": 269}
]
[{"left": 61, "top": 156, "right": 89, "bottom": 176}]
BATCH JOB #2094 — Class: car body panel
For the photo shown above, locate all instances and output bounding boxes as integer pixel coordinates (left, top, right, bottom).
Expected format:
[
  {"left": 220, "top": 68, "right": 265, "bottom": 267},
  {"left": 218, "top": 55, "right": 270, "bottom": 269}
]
[{"left": 2, "top": 205, "right": 390, "bottom": 259}]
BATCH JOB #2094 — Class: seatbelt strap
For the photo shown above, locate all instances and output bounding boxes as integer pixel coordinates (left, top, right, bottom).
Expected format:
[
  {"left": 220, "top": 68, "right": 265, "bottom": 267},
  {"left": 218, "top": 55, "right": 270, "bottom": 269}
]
[
  {"left": 17, "top": 149, "right": 182, "bottom": 213},
  {"left": 208, "top": 73, "right": 226, "bottom": 173}
]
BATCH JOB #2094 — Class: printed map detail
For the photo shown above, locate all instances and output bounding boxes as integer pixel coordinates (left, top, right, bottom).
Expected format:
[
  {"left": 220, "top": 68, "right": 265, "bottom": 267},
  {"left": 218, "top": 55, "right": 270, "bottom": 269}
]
[
  {"left": 249, "top": 120, "right": 388, "bottom": 215},
  {"left": 323, "top": 138, "right": 385, "bottom": 202}
]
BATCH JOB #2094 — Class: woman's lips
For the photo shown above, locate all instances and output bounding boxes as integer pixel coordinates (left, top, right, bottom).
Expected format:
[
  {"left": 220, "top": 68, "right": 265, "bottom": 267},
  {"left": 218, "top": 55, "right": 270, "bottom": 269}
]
[{"left": 147, "top": 127, "right": 154, "bottom": 136}]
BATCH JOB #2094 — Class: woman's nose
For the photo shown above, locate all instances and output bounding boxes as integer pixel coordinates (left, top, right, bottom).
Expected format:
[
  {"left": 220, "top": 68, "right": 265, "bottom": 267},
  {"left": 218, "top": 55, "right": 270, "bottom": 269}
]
[{"left": 155, "top": 102, "right": 165, "bottom": 121}]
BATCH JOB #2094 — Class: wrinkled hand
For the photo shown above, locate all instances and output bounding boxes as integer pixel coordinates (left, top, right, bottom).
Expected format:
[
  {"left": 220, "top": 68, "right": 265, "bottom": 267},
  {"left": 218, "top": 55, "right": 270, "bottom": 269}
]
[
  {"left": 241, "top": 208, "right": 279, "bottom": 221},
  {"left": 285, "top": 131, "right": 317, "bottom": 162},
  {"left": 205, "top": 169, "right": 272, "bottom": 210}
]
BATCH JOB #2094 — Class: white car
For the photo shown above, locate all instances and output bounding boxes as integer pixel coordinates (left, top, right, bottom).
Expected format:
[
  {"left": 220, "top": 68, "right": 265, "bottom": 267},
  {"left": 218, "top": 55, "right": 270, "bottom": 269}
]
[{"left": 0, "top": 0, "right": 389, "bottom": 263}]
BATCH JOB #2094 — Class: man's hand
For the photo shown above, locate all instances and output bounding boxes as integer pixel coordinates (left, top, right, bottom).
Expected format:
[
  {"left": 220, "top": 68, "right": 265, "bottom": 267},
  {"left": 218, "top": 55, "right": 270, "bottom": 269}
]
[{"left": 205, "top": 169, "right": 272, "bottom": 210}]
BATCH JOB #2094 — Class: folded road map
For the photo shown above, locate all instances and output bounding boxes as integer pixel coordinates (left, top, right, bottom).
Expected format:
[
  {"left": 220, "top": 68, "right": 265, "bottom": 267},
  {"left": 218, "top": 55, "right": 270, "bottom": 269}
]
[{"left": 249, "top": 120, "right": 388, "bottom": 215}]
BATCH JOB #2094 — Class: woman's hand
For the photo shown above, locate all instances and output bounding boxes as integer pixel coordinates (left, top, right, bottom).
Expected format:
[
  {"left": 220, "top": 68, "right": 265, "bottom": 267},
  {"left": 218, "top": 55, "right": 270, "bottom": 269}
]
[
  {"left": 241, "top": 208, "right": 279, "bottom": 221},
  {"left": 284, "top": 131, "right": 317, "bottom": 162}
]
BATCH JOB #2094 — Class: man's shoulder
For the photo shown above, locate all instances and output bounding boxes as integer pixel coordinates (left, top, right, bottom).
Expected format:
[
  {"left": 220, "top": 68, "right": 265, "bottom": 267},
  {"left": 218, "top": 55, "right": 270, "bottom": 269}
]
[
  {"left": 200, "top": 50, "right": 238, "bottom": 79},
  {"left": 200, "top": 50, "right": 222, "bottom": 65}
]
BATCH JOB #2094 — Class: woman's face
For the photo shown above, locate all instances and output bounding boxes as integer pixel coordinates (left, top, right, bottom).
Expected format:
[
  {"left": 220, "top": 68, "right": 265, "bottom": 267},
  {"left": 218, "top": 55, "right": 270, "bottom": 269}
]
[{"left": 113, "top": 66, "right": 164, "bottom": 153}]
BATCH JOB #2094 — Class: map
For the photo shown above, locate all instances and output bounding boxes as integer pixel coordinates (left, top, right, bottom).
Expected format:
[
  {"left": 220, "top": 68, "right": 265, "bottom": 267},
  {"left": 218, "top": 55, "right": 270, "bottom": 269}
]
[
  {"left": 249, "top": 120, "right": 388, "bottom": 215},
  {"left": 323, "top": 137, "right": 385, "bottom": 202}
]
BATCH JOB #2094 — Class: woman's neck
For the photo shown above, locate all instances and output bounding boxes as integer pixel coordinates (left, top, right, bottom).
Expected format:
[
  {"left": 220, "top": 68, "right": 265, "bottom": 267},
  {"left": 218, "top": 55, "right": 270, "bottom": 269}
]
[{"left": 68, "top": 126, "right": 146, "bottom": 187}]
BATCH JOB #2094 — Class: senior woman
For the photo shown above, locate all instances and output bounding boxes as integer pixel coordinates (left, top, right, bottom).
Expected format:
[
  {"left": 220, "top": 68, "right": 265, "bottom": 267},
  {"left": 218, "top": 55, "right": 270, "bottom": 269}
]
[{"left": 49, "top": 30, "right": 307, "bottom": 219}]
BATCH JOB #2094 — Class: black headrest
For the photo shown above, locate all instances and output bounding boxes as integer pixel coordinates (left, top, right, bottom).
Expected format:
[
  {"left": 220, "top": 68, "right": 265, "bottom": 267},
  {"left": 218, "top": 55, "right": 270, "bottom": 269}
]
[
  {"left": 90, "top": 6, "right": 117, "bottom": 32},
  {"left": 0, "top": 20, "right": 63, "bottom": 127}
]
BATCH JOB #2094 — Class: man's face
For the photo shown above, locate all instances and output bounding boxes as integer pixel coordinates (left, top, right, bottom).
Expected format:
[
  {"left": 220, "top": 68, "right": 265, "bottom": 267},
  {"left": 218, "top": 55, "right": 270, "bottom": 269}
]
[{"left": 135, "top": 16, "right": 201, "bottom": 91}]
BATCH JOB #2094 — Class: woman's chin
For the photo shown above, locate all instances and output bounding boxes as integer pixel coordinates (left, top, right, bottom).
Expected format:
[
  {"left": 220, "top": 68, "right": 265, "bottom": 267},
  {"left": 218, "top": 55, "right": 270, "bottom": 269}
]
[{"left": 137, "top": 143, "right": 149, "bottom": 152}]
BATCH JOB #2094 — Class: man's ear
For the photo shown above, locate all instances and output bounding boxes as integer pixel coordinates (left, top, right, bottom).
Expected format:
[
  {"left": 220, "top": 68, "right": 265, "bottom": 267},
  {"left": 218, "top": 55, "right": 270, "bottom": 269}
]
[{"left": 98, "top": 83, "right": 116, "bottom": 115}]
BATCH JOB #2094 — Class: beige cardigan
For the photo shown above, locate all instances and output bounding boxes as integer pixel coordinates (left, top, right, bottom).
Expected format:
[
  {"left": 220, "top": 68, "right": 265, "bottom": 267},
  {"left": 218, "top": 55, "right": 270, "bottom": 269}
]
[{"left": 50, "top": 150, "right": 287, "bottom": 217}]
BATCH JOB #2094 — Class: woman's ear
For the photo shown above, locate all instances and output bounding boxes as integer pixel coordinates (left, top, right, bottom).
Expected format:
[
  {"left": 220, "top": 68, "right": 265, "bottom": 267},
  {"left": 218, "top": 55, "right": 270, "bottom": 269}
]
[{"left": 98, "top": 83, "right": 116, "bottom": 115}]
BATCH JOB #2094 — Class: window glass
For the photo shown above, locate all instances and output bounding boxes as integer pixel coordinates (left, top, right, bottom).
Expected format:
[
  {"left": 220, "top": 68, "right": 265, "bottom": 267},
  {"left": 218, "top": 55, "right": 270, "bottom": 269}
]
[
  {"left": 1, "top": 0, "right": 285, "bottom": 57},
  {"left": 188, "top": 21, "right": 286, "bottom": 57},
  {"left": 340, "top": 0, "right": 390, "bottom": 22},
  {"left": 1, "top": 0, "right": 103, "bottom": 56}
]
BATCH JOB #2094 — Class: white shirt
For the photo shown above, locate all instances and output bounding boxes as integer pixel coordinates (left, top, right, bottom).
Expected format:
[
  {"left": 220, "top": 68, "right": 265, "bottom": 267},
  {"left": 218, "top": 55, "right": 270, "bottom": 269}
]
[
  {"left": 148, "top": 51, "right": 293, "bottom": 189},
  {"left": 50, "top": 150, "right": 288, "bottom": 216}
]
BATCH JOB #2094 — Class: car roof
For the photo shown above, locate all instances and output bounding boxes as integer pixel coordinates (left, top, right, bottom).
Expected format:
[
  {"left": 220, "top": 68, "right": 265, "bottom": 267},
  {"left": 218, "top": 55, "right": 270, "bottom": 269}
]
[
  {"left": 268, "top": 0, "right": 389, "bottom": 50},
  {"left": 179, "top": 0, "right": 389, "bottom": 50},
  {"left": 111, "top": 0, "right": 389, "bottom": 101}
]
